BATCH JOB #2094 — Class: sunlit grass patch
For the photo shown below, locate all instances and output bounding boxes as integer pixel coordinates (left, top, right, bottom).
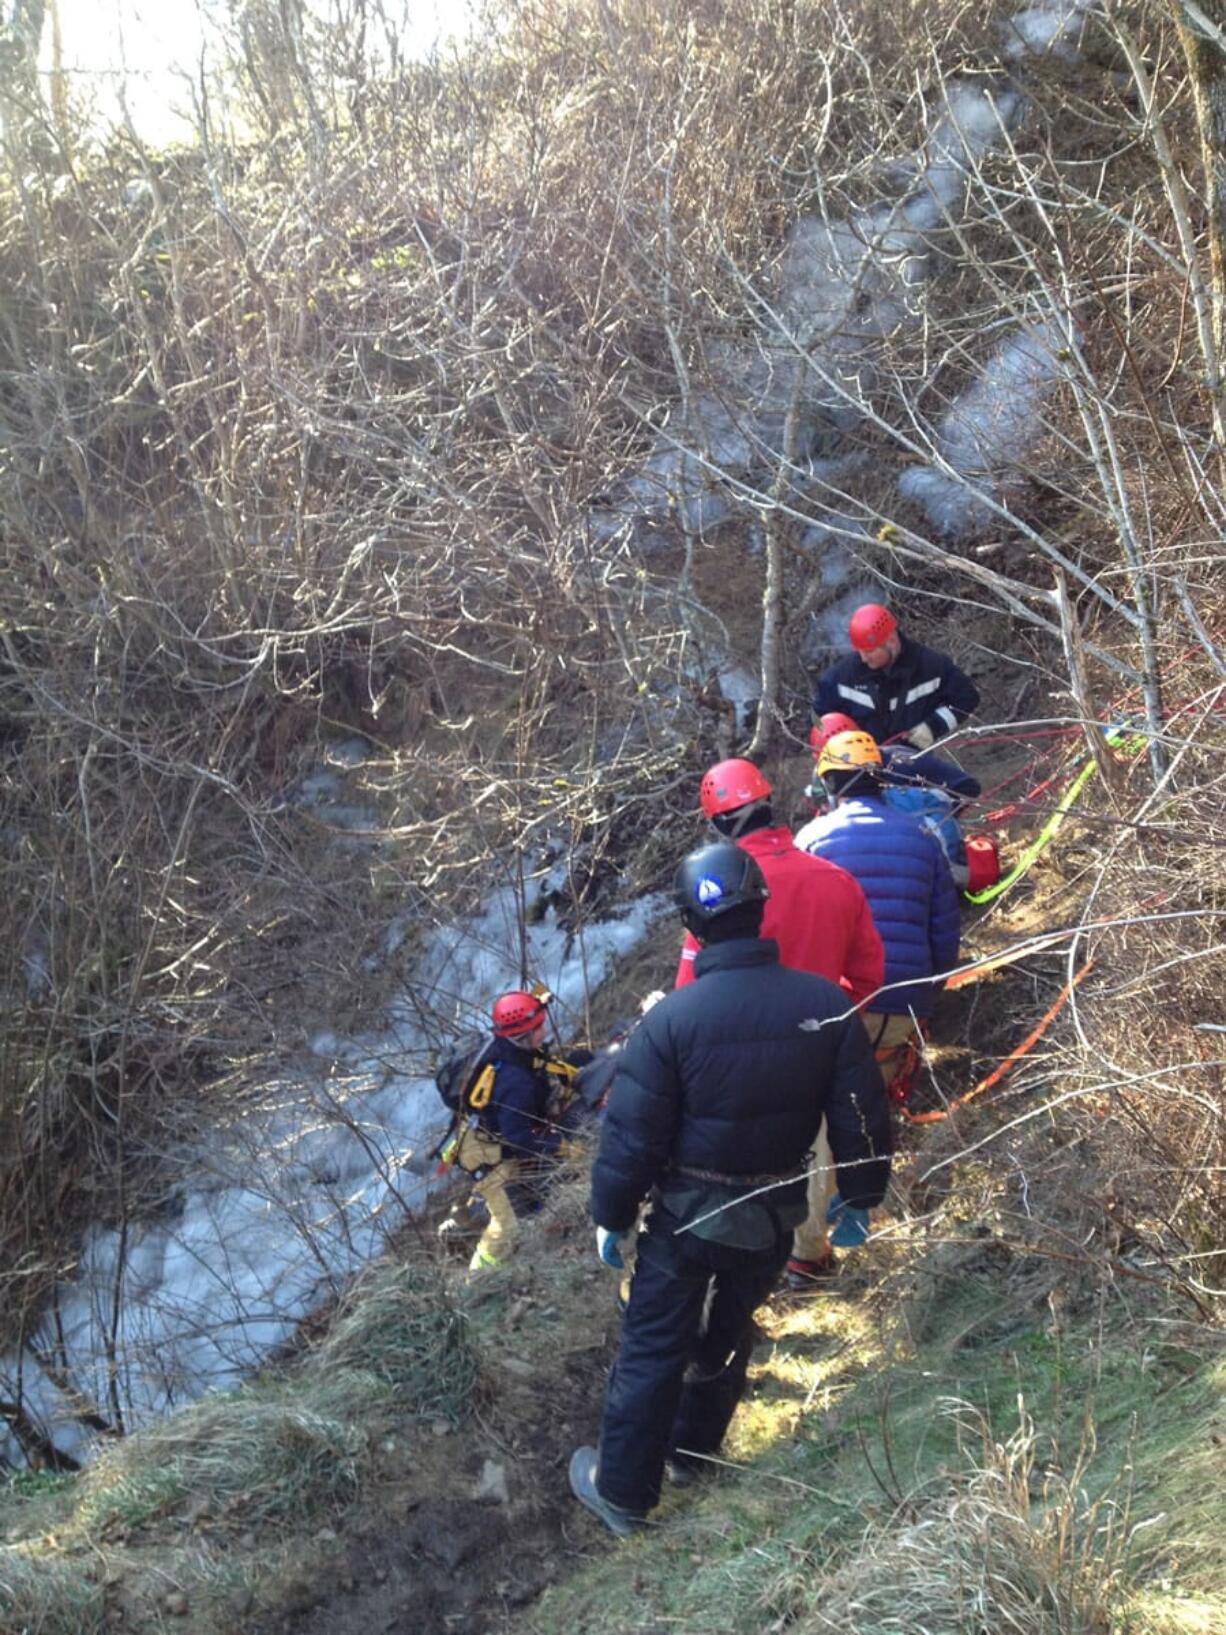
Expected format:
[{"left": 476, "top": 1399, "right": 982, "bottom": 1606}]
[
  {"left": 1125, "top": 1358, "right": 1226, "bottom": 1599},
  {"left": 727, "top": 1281, "right": 893, "bottom": 1463},
  {"left": 520, "top": 1207, "right": 1223, "bottom": 1635},
  {"left": 775, "top": 1398, "right": 1137, "bottom": 1635},
  {"left": 1121, "top": 1591, "right": 1226, "bottom": 1635}
]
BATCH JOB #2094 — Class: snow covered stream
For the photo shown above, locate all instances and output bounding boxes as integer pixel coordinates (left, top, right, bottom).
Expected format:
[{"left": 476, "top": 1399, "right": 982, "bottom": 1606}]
[{"left": 1, "top": 878, "right": 666, "bottom": 1468}]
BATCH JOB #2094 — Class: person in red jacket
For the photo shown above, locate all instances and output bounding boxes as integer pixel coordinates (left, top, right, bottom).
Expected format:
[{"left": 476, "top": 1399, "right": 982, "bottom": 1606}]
[
  {"left": 675, "top": 759, "right": 884, "bottom": 1004},
  {"left": 674, "top": 759, "right": 885, "bottom": 1286}
]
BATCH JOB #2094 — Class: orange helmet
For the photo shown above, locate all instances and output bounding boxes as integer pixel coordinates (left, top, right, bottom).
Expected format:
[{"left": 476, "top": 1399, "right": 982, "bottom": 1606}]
[
  {"left": 808, "top": 712, "right": 861, "bottom": 753},
  {"left": 816, "top": 730, "right": 883, "bottom": 780},
  {"left": 848, "top": 603, "right": 897, "bottom": 653},
  {"left": 699, "top": 758, "right": 772, "bottom": 819},
  {"left": 491, "top": 990, "right": 549, "bottom": 1038}
]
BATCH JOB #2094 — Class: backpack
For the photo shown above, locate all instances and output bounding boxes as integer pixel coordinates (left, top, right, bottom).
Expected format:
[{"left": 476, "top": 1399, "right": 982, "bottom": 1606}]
[
  {"left": 434, "top": 1032, "right": 496, "bottom": 1115},
  {"left": 883, "top": 785, "right": 963, "bottom": 871}
]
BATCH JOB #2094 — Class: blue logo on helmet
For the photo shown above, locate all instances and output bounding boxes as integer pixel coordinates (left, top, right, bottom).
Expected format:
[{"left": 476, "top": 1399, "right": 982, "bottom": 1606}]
[{"left": 696, "top": 874, "right": 724, "bottom": 906}]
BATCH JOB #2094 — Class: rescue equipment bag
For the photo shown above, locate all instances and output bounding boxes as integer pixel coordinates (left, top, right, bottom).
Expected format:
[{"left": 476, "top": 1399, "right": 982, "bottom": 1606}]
[{"left": 964, "top": 833, "right": 1001, "bottom": 895}]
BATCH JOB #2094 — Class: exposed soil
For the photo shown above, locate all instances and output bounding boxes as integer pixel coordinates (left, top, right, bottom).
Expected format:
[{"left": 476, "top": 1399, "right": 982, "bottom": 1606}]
[{"left": 243, "top": 1247, "right": 620, "bottom": 1635}]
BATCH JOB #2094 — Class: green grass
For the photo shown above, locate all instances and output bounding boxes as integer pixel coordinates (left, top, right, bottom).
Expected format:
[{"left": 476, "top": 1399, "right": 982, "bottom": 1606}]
[
  {"left": 318, "top": 1261, "right": 481, "bottom": 1423},
  {"left": 0, "top": 1551, "right": 105, "bottom": 1635},
  {"left": 519, "top": 1236, "right": 1226, "bottom": 1635}
]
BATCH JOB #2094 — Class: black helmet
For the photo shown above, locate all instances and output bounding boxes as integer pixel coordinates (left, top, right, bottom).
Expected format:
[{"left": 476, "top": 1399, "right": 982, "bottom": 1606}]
[{"left": 672, "top": 841, "right": 769, "bottom": 935}]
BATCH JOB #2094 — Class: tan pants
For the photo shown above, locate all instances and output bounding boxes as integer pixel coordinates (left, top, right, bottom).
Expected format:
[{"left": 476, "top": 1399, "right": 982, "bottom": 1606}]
[
  {"left": 862, "top": 1011, "right": 922, "bottom": 1098},
  {"left": 791, "top": 1120, "right": 836, "bottom": 1264},
  {"left": 791, "top": 1011, "right": 915, "bottom": 1260},
  {"left": 454, "top": 1126, "right": 520, "bottom": 1271}
]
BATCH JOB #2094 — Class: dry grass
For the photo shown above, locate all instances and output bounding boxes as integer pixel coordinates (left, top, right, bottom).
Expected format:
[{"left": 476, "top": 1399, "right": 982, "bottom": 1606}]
[
  {"left": 0, "top": 1551, "right": 105, "bottom": 1635},
  {"left": 785, "top": 1403, "right": 1131, "bottom": 1634}
]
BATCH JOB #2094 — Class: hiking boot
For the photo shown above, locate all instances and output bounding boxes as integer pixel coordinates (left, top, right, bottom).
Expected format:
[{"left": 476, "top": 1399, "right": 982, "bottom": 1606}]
[
  {"left": 664, "top": 1457, "right": 701, "bottom": 1489},
  {"left": 437, "top": 1213, "right": 482, "bottom": 1253},
  {"left": 568, "top": 1447, "right": 646, "bottom": 1538},
  {"left": 782, "top": 1252, "right": 838, "bottom": 1292}
]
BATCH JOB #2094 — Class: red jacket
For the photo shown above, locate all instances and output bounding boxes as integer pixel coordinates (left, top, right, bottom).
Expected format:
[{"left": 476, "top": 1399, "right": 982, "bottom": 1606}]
[{"left": 674, "top": 825, "right": 884, "bottom": 1004}]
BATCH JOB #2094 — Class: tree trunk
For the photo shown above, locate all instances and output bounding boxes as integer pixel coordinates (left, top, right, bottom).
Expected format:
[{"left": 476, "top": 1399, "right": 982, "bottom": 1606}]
[{"left": 1170, "top": 3, "right": 1226, "bottom": 369}]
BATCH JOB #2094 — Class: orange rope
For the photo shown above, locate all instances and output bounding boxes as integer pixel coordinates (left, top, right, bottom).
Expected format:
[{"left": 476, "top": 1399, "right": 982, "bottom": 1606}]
[
  {"left": 903, "top": 957, "right": 1096, "bottom": 1125},
  {"left": 947, "top": 944, "right": 1048, "bottom": 990}
]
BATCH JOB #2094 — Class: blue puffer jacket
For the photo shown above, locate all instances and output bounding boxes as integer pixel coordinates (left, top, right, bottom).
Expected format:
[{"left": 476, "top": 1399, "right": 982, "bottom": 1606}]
[
  {"left": 794, "top": 796, "right": 961, "bottom": 1016},
  {"left": 883, "top": 785, "right": 964, "bottom": 871}
]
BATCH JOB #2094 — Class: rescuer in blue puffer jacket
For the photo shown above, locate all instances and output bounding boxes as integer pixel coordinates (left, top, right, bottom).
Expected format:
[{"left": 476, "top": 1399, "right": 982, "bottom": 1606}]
[
  {"left": 794, "top": 729, "right": 960, "bottom": 1102},
  {"left": 808, "top": 710, "right": 974, "bottom": 886}
]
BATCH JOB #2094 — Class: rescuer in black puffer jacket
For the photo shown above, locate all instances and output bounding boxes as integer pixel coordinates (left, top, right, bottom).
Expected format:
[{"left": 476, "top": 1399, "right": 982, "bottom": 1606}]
[{"left": 567, "top": 842, "right": 893, "bottom": 1537}]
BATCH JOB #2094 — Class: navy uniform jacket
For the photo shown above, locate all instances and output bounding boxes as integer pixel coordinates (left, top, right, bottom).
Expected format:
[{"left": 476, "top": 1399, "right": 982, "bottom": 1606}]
[
  {"left": 815, "top": 635, "right": 979, "bottom": 744},
  {"left": 880, "top": 745, "right": 980, "bottom": 804},
  {"left": 480, "top": 1036, "right": 590, "bottom": 1160},
  {"left": 592, "top": 938, "right": 893, "bottom": 1233}
]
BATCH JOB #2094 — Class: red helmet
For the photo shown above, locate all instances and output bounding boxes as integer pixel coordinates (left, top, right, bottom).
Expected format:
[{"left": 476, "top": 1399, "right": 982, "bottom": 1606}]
[
  {"left": 808, "top": 712, "right": 861, "bottom": 753},
  {"left": 491, "top": 990, "right": 549, "bottom": 1038},
  {"left": 699, "top": 758, "right": 772, "bottom": 819},
  {"left": 848, "top": 603, "right": 897, "bottom": 653}
]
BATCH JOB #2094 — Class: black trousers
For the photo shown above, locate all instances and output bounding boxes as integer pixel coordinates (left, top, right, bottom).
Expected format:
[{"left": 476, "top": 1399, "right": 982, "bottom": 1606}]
[{"left": 596, "top": 1207, "right": 790, "bottom": 1514}]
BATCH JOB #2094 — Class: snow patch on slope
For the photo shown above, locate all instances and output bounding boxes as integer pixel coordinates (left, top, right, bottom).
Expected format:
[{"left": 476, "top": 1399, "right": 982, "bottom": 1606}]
[{"left": 898, "top": 317, "right": 1076, "bottom": 536}]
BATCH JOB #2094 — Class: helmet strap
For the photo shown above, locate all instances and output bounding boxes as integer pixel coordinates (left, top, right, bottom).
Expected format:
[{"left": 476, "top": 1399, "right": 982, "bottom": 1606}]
[
  {"left": 680, "top": 906, "right": 709, "bottom": 942},
  {"left": 712, "top": 800, "right": 769, "bottom": 841}
]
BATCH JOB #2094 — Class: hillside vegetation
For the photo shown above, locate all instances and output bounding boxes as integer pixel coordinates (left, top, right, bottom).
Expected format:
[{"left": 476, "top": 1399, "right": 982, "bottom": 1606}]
[{"left": 1, "top": 0, "right": 1223, "bottom": 1629}]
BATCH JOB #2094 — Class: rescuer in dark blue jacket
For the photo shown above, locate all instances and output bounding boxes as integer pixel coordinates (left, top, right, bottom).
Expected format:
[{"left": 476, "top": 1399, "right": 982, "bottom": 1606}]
[
  {"left": 567, "top": 842, "right": 892, "bottom": 1537},
  {"left": 451, "top": 991, "right": 590, "bottom": 1271},
  {"left": 814, "top": 603, "right": 979, "bottom": 750}
]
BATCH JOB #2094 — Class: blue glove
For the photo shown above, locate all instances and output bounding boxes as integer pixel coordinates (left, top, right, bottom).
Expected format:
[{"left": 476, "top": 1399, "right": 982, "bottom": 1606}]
[
  {"left": 596, "top": 1227, "right": 626, "bottom": 1269},
  {"left": 826, "top": 1193, "right": 871, "bottom": 1249}
]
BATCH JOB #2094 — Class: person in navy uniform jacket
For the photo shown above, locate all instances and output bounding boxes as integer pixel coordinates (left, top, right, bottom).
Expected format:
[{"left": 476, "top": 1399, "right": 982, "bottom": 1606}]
[{"left": 814, "top": 603, "right": 979, "bottom": 751}]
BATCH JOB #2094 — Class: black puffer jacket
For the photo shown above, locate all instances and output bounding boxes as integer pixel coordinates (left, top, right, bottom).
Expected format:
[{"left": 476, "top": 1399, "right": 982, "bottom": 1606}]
[{"left": 591, "top": 938, "right": 893, "bottom": 1232}]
